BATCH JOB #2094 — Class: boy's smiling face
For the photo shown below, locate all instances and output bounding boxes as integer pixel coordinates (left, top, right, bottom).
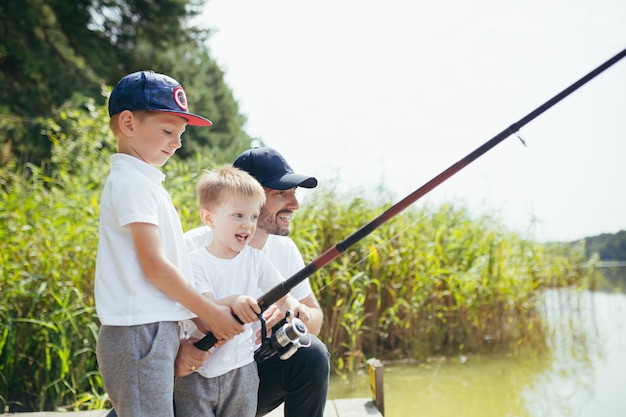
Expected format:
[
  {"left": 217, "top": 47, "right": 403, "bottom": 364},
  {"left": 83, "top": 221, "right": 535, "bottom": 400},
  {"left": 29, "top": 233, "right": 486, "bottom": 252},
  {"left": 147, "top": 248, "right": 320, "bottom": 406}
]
[
  {"left": 118, "top": 111, "right": 187, "bottom": 167},
  {"left": 202, "top": 195, "right": 261, "bottom": 259}
]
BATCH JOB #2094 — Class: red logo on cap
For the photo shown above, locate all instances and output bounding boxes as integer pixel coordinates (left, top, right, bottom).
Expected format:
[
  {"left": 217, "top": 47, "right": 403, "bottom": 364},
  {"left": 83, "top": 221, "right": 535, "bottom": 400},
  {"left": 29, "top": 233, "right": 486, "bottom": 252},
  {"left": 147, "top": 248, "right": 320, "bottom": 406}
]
[{"left": 173, "top": 86, "right": 189, "bottom": 111}]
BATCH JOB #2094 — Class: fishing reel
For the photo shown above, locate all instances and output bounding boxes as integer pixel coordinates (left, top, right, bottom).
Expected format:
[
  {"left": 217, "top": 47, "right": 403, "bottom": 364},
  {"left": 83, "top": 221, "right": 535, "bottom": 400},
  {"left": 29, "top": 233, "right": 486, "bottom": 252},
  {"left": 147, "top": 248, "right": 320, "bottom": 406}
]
[{"left": 254, "top": 310, "right": 311, "bottom": 363}]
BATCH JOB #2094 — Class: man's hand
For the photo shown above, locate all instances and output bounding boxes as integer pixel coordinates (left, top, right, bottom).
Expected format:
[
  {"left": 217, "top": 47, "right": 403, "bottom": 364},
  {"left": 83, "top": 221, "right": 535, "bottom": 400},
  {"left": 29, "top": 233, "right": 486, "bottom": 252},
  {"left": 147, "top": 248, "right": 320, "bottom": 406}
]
[
  {"left": 293, "top": 303, "right": 311, "bottom": 324},
  {"left": 262, "top": 304, "right": 284, "bottom": 328},
  {"left": 174, "top": 337, "right": 232, "bottom": 377},
  {"left": 174, "top": 339, "right": 210, "bottom": 377}
]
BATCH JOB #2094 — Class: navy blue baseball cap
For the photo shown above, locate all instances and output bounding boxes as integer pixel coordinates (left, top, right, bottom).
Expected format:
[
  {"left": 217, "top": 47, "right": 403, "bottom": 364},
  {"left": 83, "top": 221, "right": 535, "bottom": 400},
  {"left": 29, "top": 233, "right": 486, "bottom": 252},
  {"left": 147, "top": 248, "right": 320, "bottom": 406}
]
[
  {"left": 108, "top": 70, "right": 212, "bottom": 126},
  {"left": 233, "top": 147, "right": 318, "bottom": 190}
]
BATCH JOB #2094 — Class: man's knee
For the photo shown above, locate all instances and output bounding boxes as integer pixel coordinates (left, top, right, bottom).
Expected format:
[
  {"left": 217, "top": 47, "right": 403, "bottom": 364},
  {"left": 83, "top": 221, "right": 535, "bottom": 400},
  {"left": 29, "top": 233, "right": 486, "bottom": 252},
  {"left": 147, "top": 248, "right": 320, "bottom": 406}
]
[{"left": 294, "top": 336, "right": 330, "bottom": 378}]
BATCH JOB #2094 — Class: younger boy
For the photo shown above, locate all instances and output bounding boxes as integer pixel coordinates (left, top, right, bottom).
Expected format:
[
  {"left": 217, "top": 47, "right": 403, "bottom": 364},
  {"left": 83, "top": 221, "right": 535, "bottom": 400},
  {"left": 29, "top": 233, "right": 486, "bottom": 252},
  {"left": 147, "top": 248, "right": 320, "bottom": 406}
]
[
  {"left": 95, "top": 70, "right": 243, "bottom": 417},
  {"left": 174, "top": 166, "right": 309, "bottom": 417}
]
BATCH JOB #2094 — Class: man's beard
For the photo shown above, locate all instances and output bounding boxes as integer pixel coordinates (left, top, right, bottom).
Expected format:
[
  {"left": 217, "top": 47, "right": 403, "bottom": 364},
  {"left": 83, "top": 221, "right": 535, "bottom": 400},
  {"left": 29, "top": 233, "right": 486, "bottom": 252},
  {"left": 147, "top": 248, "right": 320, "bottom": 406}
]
[{"left": 257, "top": 209, "right": 291, "bottom": 236}]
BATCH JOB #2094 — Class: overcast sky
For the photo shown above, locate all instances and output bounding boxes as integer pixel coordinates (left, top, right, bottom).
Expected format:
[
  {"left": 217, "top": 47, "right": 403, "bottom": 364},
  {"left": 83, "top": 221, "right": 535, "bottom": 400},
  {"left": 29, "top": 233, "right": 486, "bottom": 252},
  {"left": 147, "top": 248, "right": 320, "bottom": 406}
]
[{"left": 198, "top": 0, "right": 626, "bottom": 242}]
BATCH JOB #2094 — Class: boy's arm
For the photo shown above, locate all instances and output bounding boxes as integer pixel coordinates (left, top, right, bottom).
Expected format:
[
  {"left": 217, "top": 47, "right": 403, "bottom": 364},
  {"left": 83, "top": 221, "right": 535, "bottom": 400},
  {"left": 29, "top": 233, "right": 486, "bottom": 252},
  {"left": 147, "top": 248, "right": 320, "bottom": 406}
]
[
  {"left": 130, "top": 222, "right": 243, "bottom": 340},
  {"left": 217, "top": 294, "right": 260, "bottom": 324}
]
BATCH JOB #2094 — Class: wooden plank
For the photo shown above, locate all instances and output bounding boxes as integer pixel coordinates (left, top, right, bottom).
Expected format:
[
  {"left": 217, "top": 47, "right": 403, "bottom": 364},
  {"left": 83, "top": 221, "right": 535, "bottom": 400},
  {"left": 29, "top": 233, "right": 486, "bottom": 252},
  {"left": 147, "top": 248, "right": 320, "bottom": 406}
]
[
  {"left": 4, "top": 412, "right": 108, "bottom": 417},
  {"left": 332, "top": 398, "right": 383, "bottom": 416},
  {"left": 265, "top": 399, "right": 339, "bottom": 417},
  {"left": 7, "top": 398, "right": 380, "bottom": 417},
  {"left": 264, "top": 397, "right": 382, "bottom": 416}
]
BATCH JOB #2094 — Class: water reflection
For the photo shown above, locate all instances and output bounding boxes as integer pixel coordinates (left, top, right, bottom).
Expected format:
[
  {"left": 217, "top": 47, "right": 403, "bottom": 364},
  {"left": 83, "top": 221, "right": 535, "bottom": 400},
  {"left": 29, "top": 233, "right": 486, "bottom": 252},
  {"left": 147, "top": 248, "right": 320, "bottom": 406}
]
[
  {"left": 328, "top": 288, "right": 626, "bottom": 417},
  {"left": 525, "top": 289, "right": 626, "bottom": 417}
]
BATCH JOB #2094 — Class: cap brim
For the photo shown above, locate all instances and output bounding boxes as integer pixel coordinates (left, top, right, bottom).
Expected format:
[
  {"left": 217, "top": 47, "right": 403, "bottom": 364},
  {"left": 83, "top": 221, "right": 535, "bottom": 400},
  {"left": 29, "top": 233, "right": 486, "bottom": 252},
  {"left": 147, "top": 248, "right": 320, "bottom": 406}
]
[
  {"left": 154, "top": 110, "right": 213, "bottom": 126},
  {"left": 262, "top": 174, "right": 318, "bottom": 190}
]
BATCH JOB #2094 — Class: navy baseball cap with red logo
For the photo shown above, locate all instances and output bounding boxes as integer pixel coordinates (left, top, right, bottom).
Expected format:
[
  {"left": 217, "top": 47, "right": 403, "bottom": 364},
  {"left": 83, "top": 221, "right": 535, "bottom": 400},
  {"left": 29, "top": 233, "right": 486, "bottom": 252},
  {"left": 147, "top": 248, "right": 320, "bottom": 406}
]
[{"left": 108, "top": 70, "right": 212, "bottom": 126}]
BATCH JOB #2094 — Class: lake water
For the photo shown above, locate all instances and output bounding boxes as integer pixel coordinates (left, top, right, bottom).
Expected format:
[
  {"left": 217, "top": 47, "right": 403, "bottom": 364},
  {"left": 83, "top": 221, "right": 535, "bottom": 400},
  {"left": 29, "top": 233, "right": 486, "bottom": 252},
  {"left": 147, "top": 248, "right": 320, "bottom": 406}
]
[{"left": 328, "top": 287, "right": 626, "bottom": 416}]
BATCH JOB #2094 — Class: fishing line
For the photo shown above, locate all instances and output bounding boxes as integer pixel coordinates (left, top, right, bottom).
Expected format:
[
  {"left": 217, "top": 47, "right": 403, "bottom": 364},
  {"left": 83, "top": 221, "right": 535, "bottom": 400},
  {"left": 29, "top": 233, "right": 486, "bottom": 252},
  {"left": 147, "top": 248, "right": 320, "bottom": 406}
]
[{"left": 194, "top": 47, "right": 626, "bottom": 351}]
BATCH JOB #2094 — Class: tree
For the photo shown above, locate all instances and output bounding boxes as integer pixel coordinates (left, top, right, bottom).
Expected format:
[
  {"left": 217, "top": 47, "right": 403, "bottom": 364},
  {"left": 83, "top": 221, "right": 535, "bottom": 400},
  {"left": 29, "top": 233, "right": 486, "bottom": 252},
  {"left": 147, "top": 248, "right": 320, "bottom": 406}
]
[
  {"left": 585, "top": 230, "right": 626, "bottom": 261},
  {"left": 0, "top": 0, "right": 251, "bottom": 167},
  {"left": 132, "top": 35, "right": 253, "bottom": 161}
]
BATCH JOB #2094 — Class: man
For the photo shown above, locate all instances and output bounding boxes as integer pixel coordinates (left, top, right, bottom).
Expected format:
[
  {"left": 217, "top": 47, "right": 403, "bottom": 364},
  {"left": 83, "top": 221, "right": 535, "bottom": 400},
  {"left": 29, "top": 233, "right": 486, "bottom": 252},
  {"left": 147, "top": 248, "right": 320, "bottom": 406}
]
[{"left": 178, "top": 147, "right": 330, "bottom": 417}]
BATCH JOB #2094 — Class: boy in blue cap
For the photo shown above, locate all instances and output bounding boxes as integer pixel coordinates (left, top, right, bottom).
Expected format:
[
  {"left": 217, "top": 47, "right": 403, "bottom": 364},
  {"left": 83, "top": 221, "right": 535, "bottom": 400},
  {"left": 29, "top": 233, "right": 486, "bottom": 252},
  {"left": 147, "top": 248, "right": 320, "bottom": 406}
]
[{"left": 95, "top": 70, "right": 243, "bottom": 417}]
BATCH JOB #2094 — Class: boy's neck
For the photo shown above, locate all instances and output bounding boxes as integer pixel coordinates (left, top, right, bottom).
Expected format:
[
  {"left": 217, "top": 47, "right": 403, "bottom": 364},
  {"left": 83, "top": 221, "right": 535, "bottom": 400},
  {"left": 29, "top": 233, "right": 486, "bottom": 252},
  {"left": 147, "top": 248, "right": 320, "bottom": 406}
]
[
  {"left": 249, "top": 229, "right": 269, "bottom": 250},
  {"left": 206, "top": 241, "right": 241, "bottom": 260}
]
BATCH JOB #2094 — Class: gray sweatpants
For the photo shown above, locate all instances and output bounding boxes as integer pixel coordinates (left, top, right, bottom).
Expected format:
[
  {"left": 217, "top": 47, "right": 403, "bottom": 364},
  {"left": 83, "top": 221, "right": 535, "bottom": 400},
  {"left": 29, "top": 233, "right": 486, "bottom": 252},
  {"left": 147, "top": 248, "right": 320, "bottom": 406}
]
[
  {"left": 174, "top": 361, "right": 259, "bottom": 417},
  {"left": 97, "top": 322, "right": 179, "bottom": 417}
]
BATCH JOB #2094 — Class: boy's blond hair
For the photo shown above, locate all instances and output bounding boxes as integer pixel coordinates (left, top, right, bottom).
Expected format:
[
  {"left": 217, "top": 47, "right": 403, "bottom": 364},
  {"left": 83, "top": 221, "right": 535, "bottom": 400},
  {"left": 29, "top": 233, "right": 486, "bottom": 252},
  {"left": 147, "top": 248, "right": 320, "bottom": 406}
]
[{"left": 196, "top": 165, "right": 266, "bottom": 211}]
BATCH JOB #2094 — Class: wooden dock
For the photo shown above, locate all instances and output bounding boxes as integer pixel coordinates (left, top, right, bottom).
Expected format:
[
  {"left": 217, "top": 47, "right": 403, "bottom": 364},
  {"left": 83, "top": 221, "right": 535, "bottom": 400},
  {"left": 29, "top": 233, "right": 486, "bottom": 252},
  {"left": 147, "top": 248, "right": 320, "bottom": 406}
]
[
  {"left": 268, "top": 398, "right": 382, "bottom": 417},
  {"left": 3, "top": 398, "right": 382, "bottom": 417},
  {"left": 5, "top": 363, "right": 385, "bottom": 416}
]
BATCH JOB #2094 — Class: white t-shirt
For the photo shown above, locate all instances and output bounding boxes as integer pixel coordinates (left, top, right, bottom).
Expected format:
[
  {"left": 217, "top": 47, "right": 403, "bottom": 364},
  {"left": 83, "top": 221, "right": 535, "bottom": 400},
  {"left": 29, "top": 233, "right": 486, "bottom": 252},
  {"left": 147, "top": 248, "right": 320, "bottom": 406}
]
[
  {"left": 95, "top": 154, "right": 195, "bottom": 326},
  {"left": 187, "top": 245, "right": 286, "bottom": 378},
  {"left": 184, "top": 226, "right": 312, "bottom": 300}
]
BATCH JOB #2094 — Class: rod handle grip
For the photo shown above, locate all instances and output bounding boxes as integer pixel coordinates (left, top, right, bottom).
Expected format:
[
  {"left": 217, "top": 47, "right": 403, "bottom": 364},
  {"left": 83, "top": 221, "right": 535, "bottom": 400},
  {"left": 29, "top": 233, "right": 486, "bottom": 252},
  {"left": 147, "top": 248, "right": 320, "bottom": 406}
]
[{"left": 193, "top": 312, "right": 243, "bottom": 351}]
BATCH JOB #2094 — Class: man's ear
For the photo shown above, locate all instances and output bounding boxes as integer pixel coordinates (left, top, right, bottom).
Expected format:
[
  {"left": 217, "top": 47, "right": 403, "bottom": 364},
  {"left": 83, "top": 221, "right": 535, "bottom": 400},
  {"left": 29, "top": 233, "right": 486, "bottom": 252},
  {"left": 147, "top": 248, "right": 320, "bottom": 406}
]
[
  {"left": 200, "top": 208, "right": 214, "bottom": 227},
  {"left": 118, "top": 110, "right": 135, "bottom": 137}
]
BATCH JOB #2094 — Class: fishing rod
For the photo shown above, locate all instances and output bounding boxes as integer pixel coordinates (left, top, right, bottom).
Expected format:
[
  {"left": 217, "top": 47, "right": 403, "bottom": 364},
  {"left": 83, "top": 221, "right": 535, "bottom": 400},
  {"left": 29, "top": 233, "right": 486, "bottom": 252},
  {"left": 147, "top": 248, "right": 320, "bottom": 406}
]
[{"left": 194, "top": 47, "right": 626, "bottom": 351}]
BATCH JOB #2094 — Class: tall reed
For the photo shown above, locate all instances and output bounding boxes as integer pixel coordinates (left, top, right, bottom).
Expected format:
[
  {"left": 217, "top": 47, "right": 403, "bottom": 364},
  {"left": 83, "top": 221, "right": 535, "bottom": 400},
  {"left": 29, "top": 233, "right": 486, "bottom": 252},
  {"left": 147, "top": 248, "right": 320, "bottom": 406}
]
[
  {"left": 1, "top": 98, "right": 111, "bottom": 411},
  {"left": 1, "top": 167, "right": 105, "bottom": 411},
  {"left": 291, "top": 187, "right": 588, "bottom": 372}
]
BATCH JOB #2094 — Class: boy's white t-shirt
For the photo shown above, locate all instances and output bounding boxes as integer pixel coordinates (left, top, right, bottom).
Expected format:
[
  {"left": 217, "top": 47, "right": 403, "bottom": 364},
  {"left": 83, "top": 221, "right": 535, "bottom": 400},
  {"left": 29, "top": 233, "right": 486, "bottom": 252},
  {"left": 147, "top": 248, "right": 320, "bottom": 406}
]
[
  {"left": 187, "top": 245, "right": 286, "bottom": 378},
  {"left": 184, "top": 226, "right": 312, "bottom": 300},
  {"left": 95, "top": 154, "right": 195, "bottom": 326}
]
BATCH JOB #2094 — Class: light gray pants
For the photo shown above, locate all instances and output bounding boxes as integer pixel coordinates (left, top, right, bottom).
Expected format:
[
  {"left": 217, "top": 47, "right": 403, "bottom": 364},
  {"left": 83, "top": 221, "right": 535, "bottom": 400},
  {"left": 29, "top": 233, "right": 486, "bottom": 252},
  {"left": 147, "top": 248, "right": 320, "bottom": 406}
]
[
  {"left": 97, "top": 322, "right": 179, "bottom": 417},
  {"left": 174, "top": 361, "right": 259, "bottom": 417}
]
